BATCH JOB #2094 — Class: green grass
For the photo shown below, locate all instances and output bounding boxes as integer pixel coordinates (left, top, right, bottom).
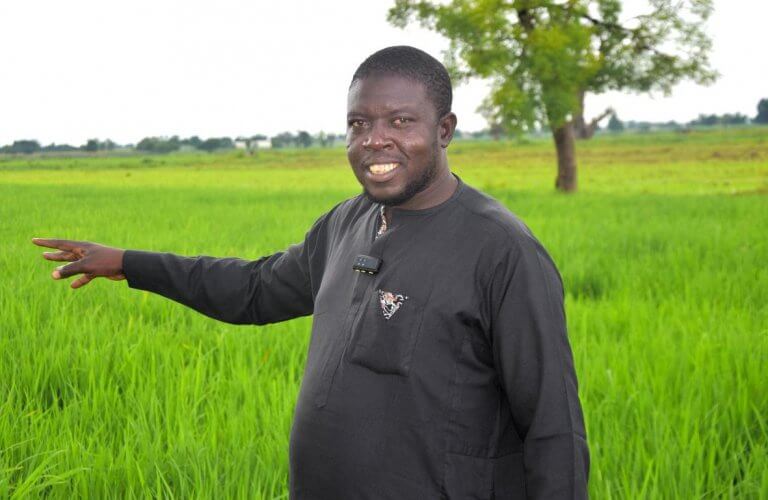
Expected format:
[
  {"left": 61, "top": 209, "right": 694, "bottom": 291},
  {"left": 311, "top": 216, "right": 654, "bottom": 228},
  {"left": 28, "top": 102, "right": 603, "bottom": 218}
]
[{"left": 2, "top": 127, "right": 767, "bottom": 498}]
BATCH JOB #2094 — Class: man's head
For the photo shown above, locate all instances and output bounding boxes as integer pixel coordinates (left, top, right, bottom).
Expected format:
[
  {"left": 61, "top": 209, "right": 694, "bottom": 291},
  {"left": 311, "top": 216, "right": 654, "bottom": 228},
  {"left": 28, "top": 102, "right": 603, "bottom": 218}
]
[{"left": 346, "top": 46, "right": 457, "bottom": 208}]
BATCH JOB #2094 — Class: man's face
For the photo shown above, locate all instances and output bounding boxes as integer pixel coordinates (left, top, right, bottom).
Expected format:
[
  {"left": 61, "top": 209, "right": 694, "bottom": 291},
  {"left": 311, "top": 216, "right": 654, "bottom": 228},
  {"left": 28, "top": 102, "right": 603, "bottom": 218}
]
[{"left": 346, "top": 75, "right": 442, "bottom": 206}]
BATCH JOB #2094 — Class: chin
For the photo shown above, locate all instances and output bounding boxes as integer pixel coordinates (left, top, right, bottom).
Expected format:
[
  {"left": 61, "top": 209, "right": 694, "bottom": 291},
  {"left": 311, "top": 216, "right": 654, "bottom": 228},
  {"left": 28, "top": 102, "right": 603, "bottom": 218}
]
[{"left": 362, "top": 187, "right": 412, "bottom": 207}]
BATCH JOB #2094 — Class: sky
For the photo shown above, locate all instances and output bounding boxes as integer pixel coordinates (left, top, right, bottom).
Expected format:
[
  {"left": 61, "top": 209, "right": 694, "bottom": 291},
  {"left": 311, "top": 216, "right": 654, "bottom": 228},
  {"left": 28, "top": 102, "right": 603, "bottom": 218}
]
[{"left": 1, "top": 0, "right": 765, "bottom": 146}]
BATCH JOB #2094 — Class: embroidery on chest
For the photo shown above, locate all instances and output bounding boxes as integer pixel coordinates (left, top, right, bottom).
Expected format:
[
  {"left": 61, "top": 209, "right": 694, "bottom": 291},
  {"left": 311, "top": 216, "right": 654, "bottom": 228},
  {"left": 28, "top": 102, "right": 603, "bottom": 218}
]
[{"left": 378, "top": 289, "right": 408, "bottom": 320}]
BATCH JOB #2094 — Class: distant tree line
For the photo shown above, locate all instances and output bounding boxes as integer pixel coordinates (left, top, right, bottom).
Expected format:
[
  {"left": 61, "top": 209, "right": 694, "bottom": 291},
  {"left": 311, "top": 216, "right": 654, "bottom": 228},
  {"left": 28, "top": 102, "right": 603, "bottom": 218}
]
[
  {"left": 270, "top": 131, "right": 346, "bottom": 149},
  {"left": 133, "top": 131, "right": 347, "bottom": 153},
  {"left": 2, "top": 99, "right": 765, "bottom": 155},
  {"left": 600, "top": 98, "right": 768, "bottom": 134},
  {"left": 134, "top": 136, "right": 237, "bottom": 153},
  {"left": 0, "top": 131, "right": 347, "bottom": 155},
  {"left": 451, "top": 98, "right": 768, "bottom": 140},
  {"left": 0, "top": 138, "right": 120, "bottom": 154},
  {"left": 604, "top": 114, "right": 746, "bottom": 133}
]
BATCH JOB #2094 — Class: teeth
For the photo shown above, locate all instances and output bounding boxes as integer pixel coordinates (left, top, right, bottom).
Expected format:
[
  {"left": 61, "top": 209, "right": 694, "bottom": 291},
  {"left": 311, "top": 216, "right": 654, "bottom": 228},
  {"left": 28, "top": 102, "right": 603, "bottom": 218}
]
[{"left": 369, "top": 163, "right": 398, "bottom": 174}]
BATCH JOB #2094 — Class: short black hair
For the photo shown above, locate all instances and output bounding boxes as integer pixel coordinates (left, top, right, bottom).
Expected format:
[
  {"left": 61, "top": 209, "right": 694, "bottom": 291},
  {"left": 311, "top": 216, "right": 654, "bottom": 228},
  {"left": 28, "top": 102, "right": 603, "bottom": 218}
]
[{"left": 350, "top": 46, "right": 453, "bottom": 118}]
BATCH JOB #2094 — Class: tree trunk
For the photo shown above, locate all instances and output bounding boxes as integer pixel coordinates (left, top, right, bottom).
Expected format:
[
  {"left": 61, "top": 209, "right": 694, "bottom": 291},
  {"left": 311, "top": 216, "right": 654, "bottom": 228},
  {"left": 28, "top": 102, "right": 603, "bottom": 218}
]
[
  {"left": 553, "top": 122, "right": 577, "bottom": 192},
  {"left": 573, "top": 90, "right": 589, "bottom": 139}
]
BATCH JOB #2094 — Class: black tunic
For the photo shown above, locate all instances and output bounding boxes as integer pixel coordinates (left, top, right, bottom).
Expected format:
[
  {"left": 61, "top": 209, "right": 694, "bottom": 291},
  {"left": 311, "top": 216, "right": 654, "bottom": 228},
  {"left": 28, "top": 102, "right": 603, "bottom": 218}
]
[{"left": 123, "top": 174, "right": 589, "bottom": 499}]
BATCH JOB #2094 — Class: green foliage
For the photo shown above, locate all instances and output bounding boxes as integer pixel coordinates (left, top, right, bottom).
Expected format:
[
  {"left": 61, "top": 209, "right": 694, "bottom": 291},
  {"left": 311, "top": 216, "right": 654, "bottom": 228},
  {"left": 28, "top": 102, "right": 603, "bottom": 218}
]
[
  {"left": 689, "top": 113, "right": 749, "bottom": 127},
  {"left": 270, "top": 131, "right": 295, "bottom": 149},
  {"left": 755, "top": 98, "right": 768, "bottom": 124},
  {"left": 83, "top": 139, "right": 99, "bottom": 152},
  {"left": 296, "top": 131, "right": 313, "bottom": 148},
  {"left": 198, "top": 137, "right": 234, "bottom": 152},
  {"left": 136, "top": 136, "right": 181, "bottom": 154},
  {"left": 82, "top": 139, "right": 117, "bottom": 152},
  {"left": 270, "top": 131, "right": 319, "bottom": 149},
  {"left": 0, "top": 140, "right": 41, "bottom": 154},
  {"left": 607, "top": 112, "right": 624, "bottom": 132},
  {"left": 388, "top": 0, "right": 717, "bottom": 130},
  {"left": 41, "top": 143, "right": 79, "bottom": 153},
  {"left": 130, "top": 136, "right": 237, "bottom": 154},
  {"left": 317, "top": 131, "right": 337, "bottom": 148},
  {"left": 182, "top": 135, "right": 203, "bottom": 149},
  {"left": 134, "top": 136, "right": 238, "bottom": 154},
  {"left": 2, "top": 128, "right": 767, "bottom": 497}
]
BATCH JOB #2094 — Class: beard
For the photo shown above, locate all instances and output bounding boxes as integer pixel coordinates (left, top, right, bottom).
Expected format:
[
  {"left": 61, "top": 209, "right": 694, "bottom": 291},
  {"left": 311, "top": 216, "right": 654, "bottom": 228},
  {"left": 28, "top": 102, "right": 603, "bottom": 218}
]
[{"left": 362, "top": 149, "right": 440, "bottom": 207}]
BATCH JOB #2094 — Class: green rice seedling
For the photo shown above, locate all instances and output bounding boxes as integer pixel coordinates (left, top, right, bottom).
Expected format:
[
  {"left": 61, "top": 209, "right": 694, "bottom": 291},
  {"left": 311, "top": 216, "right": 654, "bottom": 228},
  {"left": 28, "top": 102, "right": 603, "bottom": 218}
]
[{"left": 1, "top": 127, "right": 766, "bottom": 497}]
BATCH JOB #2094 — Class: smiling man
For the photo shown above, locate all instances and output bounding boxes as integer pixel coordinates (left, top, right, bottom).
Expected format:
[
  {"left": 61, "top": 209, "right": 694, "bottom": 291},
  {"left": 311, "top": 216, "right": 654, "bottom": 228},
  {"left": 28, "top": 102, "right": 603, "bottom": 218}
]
[{"left": 33, "top": 46, "right": 589, "bottom": 498}]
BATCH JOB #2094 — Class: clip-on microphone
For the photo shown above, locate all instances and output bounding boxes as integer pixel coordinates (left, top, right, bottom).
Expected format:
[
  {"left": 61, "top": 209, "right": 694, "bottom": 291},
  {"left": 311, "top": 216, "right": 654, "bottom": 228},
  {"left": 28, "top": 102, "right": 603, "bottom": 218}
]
[{"left": 352, "top": 255, "right": 382, "bottom": 275}]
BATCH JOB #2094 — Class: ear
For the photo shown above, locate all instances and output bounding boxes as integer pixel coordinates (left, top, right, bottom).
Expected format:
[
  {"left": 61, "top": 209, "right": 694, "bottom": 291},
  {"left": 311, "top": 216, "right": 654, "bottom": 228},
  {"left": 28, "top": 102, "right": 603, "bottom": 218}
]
[{"left": 438, "top": 112, "right": 458, "bottom": 149}]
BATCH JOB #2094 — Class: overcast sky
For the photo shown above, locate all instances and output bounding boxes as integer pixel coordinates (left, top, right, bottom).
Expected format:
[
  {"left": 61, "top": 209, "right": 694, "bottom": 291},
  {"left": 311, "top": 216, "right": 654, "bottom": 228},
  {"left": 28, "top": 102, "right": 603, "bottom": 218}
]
[{"left": 1, "top": 0, "right": 765, "bottom": 146}]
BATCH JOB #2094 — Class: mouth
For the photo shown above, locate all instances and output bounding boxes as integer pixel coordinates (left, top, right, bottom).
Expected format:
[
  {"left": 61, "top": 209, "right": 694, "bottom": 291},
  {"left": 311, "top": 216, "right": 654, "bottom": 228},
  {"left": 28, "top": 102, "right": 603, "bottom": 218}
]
[{"left": 365, "top": 162, "right": 401, "bottom": 183}]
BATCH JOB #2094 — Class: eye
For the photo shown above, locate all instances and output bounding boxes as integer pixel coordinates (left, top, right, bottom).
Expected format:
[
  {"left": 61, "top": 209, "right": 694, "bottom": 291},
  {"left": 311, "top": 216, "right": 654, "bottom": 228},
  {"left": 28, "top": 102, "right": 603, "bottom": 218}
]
[
  {"left": 392, "top": 117, "right": 412, "bottom": 127},
  {"left": 348, "top": 119, "right": 367, "bottom": 128}
]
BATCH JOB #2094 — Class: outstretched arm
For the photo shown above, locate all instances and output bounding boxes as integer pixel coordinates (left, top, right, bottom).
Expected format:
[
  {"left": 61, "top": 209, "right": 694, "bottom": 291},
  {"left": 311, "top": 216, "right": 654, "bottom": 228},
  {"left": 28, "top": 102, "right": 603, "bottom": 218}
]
[
  {"left": 32, "top": 212, "right": 331, "bottom": 325},
  {"left": 118, "top": 244, "right": 316, "bottom": 325}
]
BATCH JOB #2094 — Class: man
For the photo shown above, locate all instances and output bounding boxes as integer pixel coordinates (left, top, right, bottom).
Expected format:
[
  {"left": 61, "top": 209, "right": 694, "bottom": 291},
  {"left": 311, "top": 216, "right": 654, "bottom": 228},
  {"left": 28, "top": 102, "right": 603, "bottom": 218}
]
[{"left": 33, "top": 46, "right": 589, "bottom": 498}]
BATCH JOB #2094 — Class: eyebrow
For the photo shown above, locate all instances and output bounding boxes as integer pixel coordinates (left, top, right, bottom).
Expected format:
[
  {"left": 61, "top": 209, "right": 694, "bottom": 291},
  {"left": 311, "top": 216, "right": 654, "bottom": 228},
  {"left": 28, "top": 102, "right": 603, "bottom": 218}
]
[{"left": 347, "top": 105, "right": 422, "bottom": 118}]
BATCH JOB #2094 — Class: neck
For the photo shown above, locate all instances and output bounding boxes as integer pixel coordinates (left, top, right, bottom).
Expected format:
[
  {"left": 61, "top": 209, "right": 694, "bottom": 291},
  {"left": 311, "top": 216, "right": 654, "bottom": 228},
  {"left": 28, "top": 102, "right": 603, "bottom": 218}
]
[{"left": 391, "top": 167, "right": 458, "bottom": 211}]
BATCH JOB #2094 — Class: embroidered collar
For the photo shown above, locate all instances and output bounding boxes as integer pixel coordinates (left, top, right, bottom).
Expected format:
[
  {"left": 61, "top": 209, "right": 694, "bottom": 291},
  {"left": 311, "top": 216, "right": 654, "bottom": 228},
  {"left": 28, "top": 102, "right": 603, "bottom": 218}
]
[{"left": 376, "top": 205, "right": 387, "bottom": 238}]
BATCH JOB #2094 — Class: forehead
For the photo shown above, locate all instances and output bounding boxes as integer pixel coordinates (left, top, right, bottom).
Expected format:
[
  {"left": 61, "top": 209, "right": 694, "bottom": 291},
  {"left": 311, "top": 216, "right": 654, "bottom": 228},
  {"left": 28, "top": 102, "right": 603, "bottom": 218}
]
[{"left": 347, "top": 74, "right": 433, "bottom": 115}]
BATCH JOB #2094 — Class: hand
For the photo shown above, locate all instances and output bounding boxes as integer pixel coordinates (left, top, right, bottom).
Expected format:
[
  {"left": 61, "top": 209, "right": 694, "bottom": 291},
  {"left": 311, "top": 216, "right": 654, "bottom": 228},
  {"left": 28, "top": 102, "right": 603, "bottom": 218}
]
[{"left": 32, "top": 238, "right": 127, "bottom": 289}]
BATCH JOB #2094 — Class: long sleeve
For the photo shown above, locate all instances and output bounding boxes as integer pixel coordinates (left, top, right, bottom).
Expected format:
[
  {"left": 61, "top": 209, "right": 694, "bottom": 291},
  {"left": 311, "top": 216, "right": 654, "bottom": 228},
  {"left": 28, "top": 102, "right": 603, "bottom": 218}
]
[
  {"left": 122, "top": 211, "right": 332, "bottom": 325},
  {"left": 488, "top": 234, "right": 589, "bottom": 498}
]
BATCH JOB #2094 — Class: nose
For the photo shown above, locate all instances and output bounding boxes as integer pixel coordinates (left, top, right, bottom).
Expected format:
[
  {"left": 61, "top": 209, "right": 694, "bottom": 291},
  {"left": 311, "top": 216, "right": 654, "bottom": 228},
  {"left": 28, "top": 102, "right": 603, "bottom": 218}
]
[{"left": 362, "top": 121, "right": 393, "bottom": 151}]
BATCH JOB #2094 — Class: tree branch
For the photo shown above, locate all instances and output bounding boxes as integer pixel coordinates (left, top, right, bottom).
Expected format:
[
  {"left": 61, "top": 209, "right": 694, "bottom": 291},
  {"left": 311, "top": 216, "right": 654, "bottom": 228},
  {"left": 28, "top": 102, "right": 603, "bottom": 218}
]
[
  {"left": 577, "top": 12, "right": 634, "bottom": 34},
  {"left": 589, "top": 107, "right": 614, "bottom": 128}
]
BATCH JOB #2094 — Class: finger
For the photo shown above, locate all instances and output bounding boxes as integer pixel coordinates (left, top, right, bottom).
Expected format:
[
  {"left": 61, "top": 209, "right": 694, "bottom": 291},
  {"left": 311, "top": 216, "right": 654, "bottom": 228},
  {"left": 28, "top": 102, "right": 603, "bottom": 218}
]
[
  {"left": 70, "top": 273, "right": 95, "bottom": 289},
  {"left": 52, "top": 261, "right": 84, "bottom": 279},
  {"left": 42, "top": 251, "right": 78, "bottom": 262},
  {"left": 32, "top": 238, "right": 78, "bottom": 251}
]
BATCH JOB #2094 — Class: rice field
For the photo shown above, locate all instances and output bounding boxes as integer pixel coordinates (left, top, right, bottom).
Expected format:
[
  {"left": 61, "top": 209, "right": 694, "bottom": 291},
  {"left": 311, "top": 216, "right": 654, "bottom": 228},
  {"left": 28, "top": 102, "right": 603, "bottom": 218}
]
[{"left": 1, "top": 127, "right": 767, "bottom": 498}]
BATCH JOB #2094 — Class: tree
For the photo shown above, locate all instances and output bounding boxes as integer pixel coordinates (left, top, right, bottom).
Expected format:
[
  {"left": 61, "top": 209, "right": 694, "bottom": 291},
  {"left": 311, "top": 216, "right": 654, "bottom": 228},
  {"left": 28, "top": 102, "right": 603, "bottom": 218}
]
[
  {"left": 6, "top": 140, "right": 41, "bottom": 154},
  {"left": 755, "top": 98, "right": 768, "bottom": 125},
  {"left": 84, "top": 139, "right": 100, "bottom": 152},
  {"left": 296, "top": 130, "right": 313, "bottom": 148},
  {"left": 82, "top": 138, "right": 117, "bottom": 152},
  {"left": 721, "top": 114, "right": 747, "bottom": 125},
  {"left": 317, "top": 131, "right": 337, "bottom": 147},
  {"left": 136, "top": 137, "right": 156, "bottom": 152},
  {"left": 271, "top": 132, "right": 295, "bottom": 149},
  {"left": 389, "top": 0, "right": 716, "bottom": 192},
  {"left": 42, "top": 143, "right": 78, "bottom": 152},
  {"left": 607, "top": 112, "right": 624, "bottom": 132},
  {"left": 199, "top": 139, "right": 217, "bottom": 152},
  {"left": 136, "top": 136, "right": 181, "bottom": 154},
  {"left": 688, "top": 113, "right": 748, "bottom": 127},
  {"left": 181, "top": 136, "right": 203, "bottom": 149},
  {"left": 488, "top": 122, "right": 506, "bottom": 141},
  {"left": 199, "top": 137, "right": 234, "bottom": 152}
]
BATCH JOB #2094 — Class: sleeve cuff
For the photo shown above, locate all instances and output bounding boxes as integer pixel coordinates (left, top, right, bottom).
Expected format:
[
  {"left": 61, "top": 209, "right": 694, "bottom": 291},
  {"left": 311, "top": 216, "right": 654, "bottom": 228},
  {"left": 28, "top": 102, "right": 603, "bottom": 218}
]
[{"left": 122, "top": 249, "right": 169, "bottom": 292}]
